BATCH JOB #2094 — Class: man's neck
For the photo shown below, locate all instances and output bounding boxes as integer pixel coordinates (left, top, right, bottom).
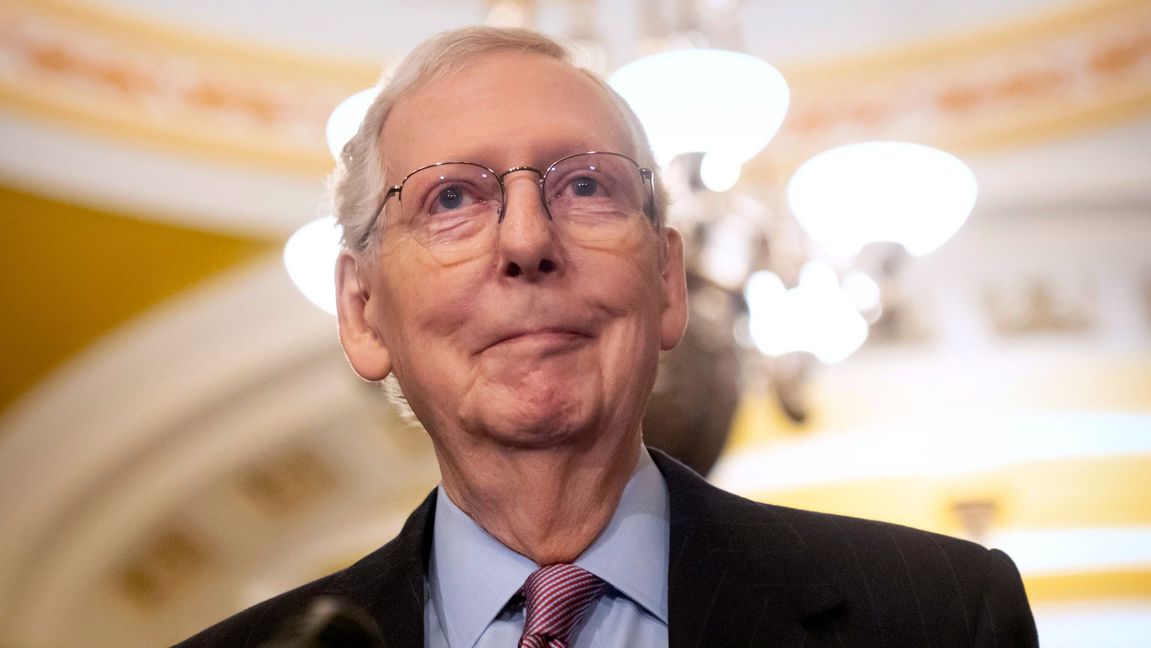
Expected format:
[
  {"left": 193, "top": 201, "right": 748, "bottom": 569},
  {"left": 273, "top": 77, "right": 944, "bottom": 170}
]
[{"left": 435, "top": 434, "right": 643, "bottom": 565}]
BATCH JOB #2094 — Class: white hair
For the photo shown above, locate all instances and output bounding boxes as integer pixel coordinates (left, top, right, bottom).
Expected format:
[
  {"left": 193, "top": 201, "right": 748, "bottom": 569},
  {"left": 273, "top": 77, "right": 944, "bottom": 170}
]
[{"left": 329, "top": 26, "right": 668, "bottom": 255}]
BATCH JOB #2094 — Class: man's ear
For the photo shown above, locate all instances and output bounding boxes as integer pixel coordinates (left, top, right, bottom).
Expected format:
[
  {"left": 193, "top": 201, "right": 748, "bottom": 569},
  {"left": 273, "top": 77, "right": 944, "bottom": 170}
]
[
  {"left": 335, "top": 251, "right": 393, "bottom": 381},
  {"left": 658, "top": 227, "right": 689, "bottom": 351}
]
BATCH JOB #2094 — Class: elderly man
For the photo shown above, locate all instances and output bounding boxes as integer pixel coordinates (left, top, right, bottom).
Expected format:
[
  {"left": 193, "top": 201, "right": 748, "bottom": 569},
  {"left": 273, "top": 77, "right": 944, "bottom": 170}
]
[{"left": 177, "top": 27, "right": 1037, "bottom": 648}]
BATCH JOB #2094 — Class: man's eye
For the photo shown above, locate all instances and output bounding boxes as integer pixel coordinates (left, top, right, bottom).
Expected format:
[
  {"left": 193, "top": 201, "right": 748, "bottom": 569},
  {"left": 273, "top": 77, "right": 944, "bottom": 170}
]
[
  {"left": 437, "top": 186, "right": 466, "bottom": 210},
  {"left": 562, "top": 175, "right": 608, "bottom": 199},
  {"left": 572, "top": 176, "right": 599, "bottom": 197},
  {"left": 426, "top": 183, "right": 489, "bottom": 217}
]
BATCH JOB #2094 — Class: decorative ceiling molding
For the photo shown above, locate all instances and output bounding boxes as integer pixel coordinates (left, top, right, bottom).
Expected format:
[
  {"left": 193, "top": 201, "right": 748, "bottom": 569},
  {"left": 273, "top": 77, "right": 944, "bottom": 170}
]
[
  {"left": 0, "top": 0, "right": 375, "bottom": 174},
  {"left": 753, "top": 0, "right": 1151, "bottom": 178},
  {"left": 1, "top": 0, "right": 1149, "bottom": 179}
]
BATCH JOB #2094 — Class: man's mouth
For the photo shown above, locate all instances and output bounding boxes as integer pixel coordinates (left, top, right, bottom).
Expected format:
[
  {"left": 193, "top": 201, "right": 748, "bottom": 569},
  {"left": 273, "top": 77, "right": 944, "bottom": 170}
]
[{"left": 484, "top": 327, "right": 593, "bottom": 352}]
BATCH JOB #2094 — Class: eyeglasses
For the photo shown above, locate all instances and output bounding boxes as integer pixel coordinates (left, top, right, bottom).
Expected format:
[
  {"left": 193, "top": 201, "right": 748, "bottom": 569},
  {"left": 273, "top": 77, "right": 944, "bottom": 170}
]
[{"left": 362, "top": 151, "right": 656, "bottom": 262}]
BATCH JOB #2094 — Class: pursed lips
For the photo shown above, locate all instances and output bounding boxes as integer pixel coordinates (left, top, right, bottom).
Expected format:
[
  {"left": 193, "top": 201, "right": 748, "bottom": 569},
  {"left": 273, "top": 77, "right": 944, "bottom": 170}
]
[{"left": 483, "top": 326, "right": 594, "bottom": 352}]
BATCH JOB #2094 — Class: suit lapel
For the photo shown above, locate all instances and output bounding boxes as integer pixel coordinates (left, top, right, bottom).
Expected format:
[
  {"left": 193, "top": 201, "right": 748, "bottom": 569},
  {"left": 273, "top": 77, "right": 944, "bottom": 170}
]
[
  {"left": 325, "top": 490, "right": 437, "bottom": 648},
  {"left": 653, "top": 449, "right": 846, "bottom": 648}
]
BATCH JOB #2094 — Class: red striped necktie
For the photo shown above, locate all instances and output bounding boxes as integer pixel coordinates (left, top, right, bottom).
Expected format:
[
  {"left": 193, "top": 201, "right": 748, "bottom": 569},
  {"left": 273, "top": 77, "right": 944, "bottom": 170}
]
[{"left": 518, "top": 564, "right": 607, "bottom": 648}]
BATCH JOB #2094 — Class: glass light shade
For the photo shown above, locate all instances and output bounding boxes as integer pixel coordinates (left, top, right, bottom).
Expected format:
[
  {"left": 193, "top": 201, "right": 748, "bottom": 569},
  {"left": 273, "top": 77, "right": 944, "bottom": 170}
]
[
  {"left": 325, "top": 88, "right": 378, "bottom": 161},
  {"left": 745, "top": 262, "right": 869, "bottom": 364},
  {"left": 609, "top": 49, "right": 789, "bottom": 165},
  {"left": 788, "top": 141, "right": 978, "bottom": 258},
  {"left": 283, "top": 216, "right": 342, "bottom": 315}
]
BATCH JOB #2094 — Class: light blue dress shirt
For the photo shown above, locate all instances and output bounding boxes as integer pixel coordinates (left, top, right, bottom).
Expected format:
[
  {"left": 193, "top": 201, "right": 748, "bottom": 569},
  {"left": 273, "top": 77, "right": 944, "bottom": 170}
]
[{"left": 424, "top": 448, "right": 670, "bottom": 648}]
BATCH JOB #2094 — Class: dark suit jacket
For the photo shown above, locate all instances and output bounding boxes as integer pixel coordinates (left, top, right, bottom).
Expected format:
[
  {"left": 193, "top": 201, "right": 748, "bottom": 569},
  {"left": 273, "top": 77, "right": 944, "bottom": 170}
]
[{"left": 175, "top": 450, "right": 1038, "bottom": 647}]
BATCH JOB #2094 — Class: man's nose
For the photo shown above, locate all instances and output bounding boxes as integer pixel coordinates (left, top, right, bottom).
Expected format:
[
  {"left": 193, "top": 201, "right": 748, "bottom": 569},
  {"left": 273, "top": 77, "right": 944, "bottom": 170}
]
[{"left": 497, "top": 173, "right": 561, "bottom": 280}]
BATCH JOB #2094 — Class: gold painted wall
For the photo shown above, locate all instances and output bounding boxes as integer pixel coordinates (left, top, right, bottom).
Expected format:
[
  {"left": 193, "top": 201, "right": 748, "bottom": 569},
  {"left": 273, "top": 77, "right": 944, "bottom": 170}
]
[{"left": 0, "top": 184, "right": 275, "bottom": 411}]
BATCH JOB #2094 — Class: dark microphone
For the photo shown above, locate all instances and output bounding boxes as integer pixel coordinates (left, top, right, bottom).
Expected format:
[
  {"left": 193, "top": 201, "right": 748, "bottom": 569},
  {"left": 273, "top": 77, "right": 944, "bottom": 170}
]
[{"left": 260, "top": 597, "right": 384, "bottom": 648}]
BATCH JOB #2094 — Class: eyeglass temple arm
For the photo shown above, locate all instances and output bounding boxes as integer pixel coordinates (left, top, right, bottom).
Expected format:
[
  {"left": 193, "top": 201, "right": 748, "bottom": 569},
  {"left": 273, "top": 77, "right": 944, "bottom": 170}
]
[
  {"left": 358, "top": 185, "right": 403, "bottom": 249},
  {"left": 641, "top": 168, "right": 658, "bottom": 226}
]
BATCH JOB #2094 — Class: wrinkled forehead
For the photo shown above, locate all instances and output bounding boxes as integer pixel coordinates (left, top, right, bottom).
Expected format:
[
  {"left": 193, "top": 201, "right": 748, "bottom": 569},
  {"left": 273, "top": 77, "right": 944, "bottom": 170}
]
[{"left": 379, "top": 51, "right": 637, "bottom": 176}]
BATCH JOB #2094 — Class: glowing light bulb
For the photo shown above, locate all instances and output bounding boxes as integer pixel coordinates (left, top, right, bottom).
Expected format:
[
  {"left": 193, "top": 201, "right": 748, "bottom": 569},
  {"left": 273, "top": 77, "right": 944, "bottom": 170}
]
[
  {"left": 699, "top": 152, "right": 742, "bottom": 192},
  {"left": 745, "top": 262, "right": 869, "bottom": 363}
]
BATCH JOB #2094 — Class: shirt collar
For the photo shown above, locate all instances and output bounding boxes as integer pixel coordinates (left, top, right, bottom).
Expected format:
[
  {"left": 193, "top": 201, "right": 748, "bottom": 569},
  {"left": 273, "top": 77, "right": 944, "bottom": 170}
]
[
  {"left": 429, "top": 447, "right": 670, "bottom": 648},
  {"left": 572, "top": 449, "right": 669, "bottom": 623}
]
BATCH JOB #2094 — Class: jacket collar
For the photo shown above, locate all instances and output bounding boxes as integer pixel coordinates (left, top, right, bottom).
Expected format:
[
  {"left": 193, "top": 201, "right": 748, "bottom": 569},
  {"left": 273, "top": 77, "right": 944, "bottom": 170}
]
[{"left": 345, "top": 448, "right": 847, "bottom": 648}]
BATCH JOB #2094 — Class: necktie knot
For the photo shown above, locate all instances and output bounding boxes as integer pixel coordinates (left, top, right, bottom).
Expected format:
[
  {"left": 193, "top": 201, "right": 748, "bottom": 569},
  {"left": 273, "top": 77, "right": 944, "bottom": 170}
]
[{"left": 518, "top": 564, "right": 606, "bottom": 648}]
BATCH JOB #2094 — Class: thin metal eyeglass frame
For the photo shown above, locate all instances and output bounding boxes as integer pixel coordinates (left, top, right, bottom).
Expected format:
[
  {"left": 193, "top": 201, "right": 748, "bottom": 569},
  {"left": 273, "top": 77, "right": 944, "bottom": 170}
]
[{"left": 357, "top": 151, "right": 656, "bottom": 248}]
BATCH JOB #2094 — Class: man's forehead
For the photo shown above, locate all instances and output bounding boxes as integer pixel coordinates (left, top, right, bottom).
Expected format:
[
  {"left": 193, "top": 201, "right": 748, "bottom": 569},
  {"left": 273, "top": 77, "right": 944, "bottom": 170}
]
[{"left": 379, "top": 51, "right": 633, "bottom": 172}]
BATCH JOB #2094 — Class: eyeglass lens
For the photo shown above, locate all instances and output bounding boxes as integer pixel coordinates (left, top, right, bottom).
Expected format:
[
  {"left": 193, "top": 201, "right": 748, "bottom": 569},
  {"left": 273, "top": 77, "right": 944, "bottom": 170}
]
[{"left": 394, "top": 153, "right": 650, "bottom": 261}]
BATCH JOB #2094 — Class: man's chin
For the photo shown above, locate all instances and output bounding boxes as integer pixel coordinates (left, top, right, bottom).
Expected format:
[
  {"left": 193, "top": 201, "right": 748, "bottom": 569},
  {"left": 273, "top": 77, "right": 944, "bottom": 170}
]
[{"left": 465, "top": 395, "right": 601, "bottom": 451}]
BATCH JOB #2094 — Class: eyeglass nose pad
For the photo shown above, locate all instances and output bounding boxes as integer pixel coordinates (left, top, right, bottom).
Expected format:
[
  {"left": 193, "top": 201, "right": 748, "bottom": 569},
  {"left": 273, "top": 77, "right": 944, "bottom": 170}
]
[
  {"left": 538, "top": 178, "right": 553, "bottom": 221},
  {"left": 496, "top": 171, "right": 551, "bottom": 225}
]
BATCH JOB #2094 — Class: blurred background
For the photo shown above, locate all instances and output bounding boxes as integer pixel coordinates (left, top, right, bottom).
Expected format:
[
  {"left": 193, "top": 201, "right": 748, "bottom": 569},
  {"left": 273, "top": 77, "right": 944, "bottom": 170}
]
[{"left": 1, "top": 0, "right": 1149, "bottom": 645}]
